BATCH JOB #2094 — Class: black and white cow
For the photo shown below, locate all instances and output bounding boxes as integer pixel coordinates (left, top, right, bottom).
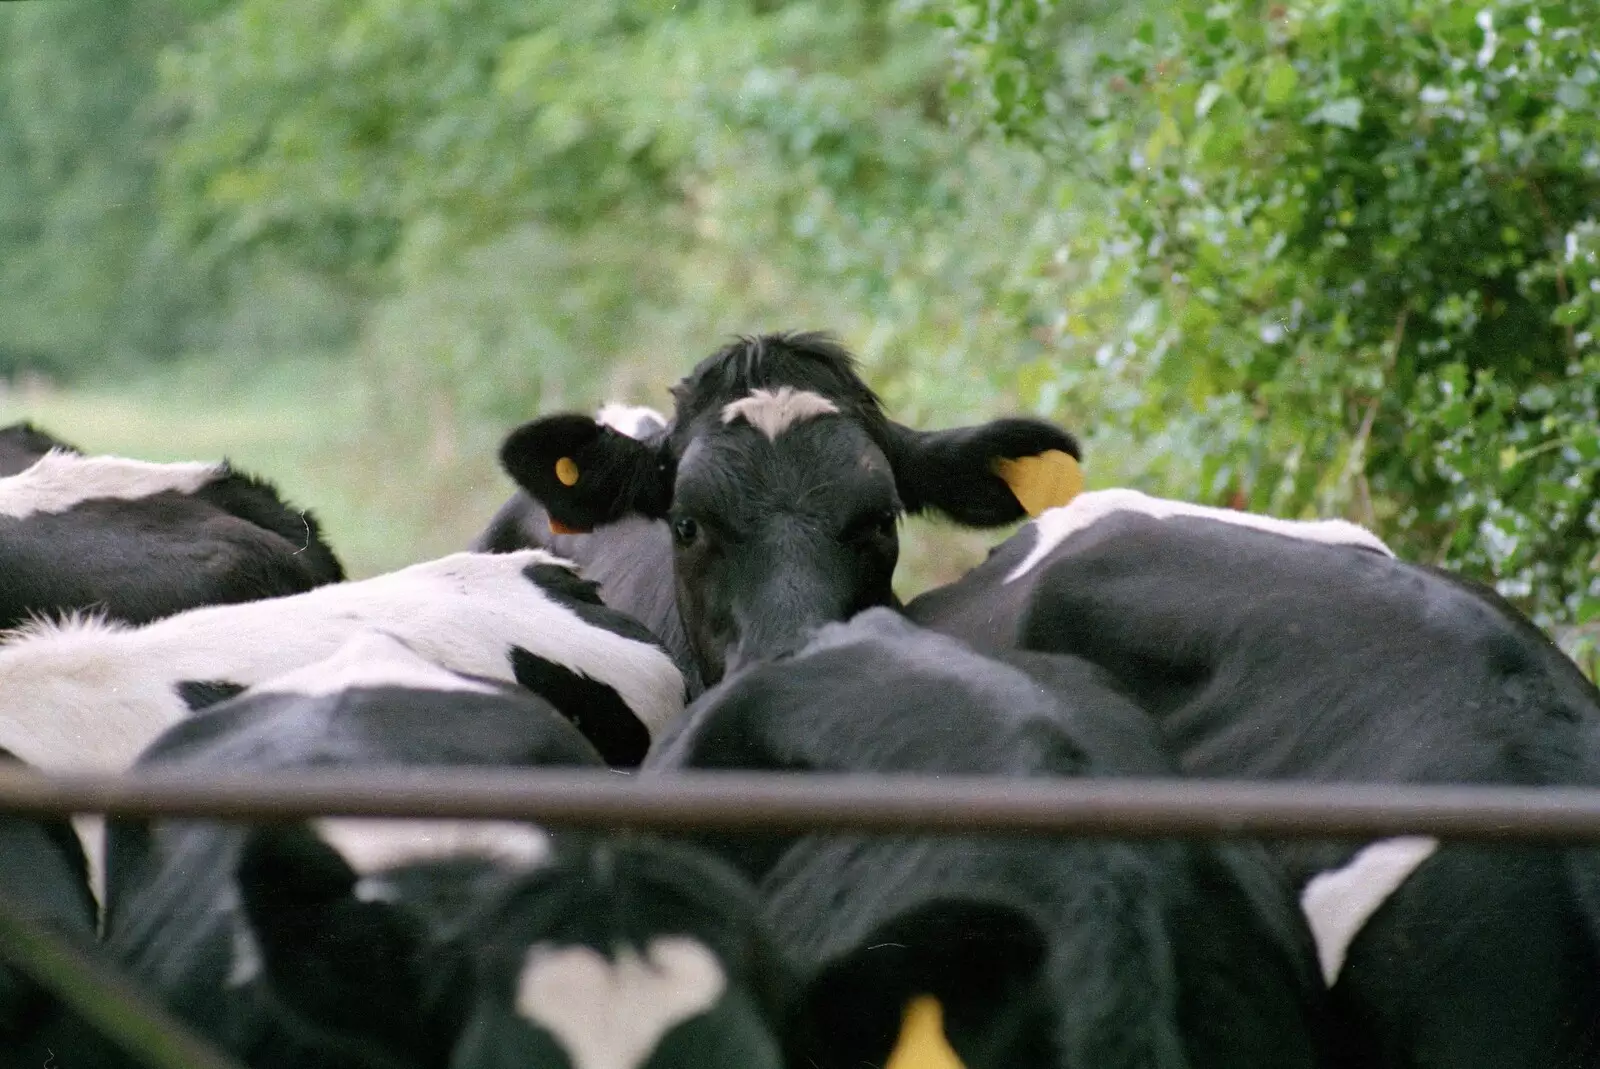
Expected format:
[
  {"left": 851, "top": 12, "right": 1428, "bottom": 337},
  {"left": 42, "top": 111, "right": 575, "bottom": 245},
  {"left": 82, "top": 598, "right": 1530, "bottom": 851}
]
[
  {"left": 16, "top": 632, "right": 790, "bottom": 1069},
  {"left": 0, "top": 445, "right": 346, "bottom": 630},
  {"left": 498, "top": 332, "right": 1081, "bottom": 685},
  {"left": 0, "top": 548, "right": 684, "bottom": 776},
  {"left": 905, "top": 489, "right": 1600, "bottom": 1067},
  {"left": 476, "top": 405, "right": 702, "bottom": 695},
  {"left": 650, "top": 610, "right": 1343, "bottom": 1069},
  {"left": 0, "top": 547, "right": 685, "bottom": 918}
]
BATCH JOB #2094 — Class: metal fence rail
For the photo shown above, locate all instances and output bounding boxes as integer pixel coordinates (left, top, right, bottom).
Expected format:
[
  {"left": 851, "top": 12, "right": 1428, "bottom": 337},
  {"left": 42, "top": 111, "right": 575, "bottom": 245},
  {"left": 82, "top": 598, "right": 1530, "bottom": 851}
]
[
  {"left": 8, "top": 766, "right": 1600, "bottom": 1069},
  {"left": 3, "top": 766, "right": 1600, "bottom": 842}
]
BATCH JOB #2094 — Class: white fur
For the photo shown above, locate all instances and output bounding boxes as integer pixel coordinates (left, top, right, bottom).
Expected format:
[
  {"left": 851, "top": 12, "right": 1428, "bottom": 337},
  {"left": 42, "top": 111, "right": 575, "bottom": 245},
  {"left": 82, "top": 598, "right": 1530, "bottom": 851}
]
[
  {"left": 597, "top": 404, "right": 668, "bottom": 441},
  {"left": 1300, "top": 835, "right": 1439, "bottom": 986},
  {"left": 1006, "top": 488, "right": 1395, "bottom": 582},
  {"left": 247, "top": 631, "right": 501, "bottom": 700},
  {"left": 720, "top": 388, "right": 840, "bottom": 441},
  {"left": 0, "top": 450, "right": 222, "bottom": 518},
  {"left": 314, "top": 818, "right": 551, "bottom": 875},
  {"left": 517, "top": 937, "right": 726, "bottom": 1069}
]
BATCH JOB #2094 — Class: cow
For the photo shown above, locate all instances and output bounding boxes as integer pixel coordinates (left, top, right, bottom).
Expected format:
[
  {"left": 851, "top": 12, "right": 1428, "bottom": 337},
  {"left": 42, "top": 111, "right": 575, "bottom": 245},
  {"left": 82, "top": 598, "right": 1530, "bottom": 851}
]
[
  {"left": 0, "top": 548, "right": 686, "bottom": 916},
  {"left": 649, "top": 609, "right": 1344, "bottom": 1069},
  {"left": 497, "top": 331, "right": 1082, "bottom": 686},
  {"left": 904, "top": 488, "right": 1600, "bottom": 1068},
  {"left": 14, "top": 632, "right": 792, "bottom": 1069},
  {"left": 0, "top": 445, "right": 346, "bottom": 630},
  {"left": 0, "top": 548, "right": 684, "bottom": 776},
  {"left": 475, "top": 405, "right": 702, "bottom": 695}
]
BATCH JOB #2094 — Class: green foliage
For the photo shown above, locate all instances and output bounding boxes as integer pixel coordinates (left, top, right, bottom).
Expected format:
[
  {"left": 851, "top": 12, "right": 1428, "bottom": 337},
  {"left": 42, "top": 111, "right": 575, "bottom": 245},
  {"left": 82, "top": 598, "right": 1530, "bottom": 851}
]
[
  {"left": 157, "top": 0, "right": 1059, "bottom": 418},
  {"left": 950, "top": 0, "right": 1600, "bottom": 624}
]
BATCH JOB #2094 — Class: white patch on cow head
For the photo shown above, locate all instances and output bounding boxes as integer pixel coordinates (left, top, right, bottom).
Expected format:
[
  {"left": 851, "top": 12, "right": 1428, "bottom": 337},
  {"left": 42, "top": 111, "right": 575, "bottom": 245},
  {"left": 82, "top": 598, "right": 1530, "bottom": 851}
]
[
  {"left": 0, "top": 450, "right": 222, "bottom": 519},
  {"left": 1006, "top": 488, "right": 1395, "bottom": 583},
  {"left": 516, "top": 937, "right": 726, "bottom": 1069},
  {"left": 313, "top": 819, "right": 551, "bottom": 875},
  {"left": 1300, "top": 835, "right": 1439, "bottom": 986},
  {"left": 596, "top": 404, "right": 668, "bottom": 441},
  {"left": 720, "top": 388, "right": 840, "bottom": 441},
  {"left": 0, "top": 549, "right": 683, "bottom": 788},
  {"left": 247, "top": 630, "right": 501, "bottom": 700}
]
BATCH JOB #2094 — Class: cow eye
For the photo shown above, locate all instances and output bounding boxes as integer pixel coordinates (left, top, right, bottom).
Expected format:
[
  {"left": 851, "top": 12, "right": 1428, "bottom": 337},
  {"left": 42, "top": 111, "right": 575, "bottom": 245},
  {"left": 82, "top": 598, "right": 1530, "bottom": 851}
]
[{"left": 671, "top": 516, "right": 701, "bottom": 546}]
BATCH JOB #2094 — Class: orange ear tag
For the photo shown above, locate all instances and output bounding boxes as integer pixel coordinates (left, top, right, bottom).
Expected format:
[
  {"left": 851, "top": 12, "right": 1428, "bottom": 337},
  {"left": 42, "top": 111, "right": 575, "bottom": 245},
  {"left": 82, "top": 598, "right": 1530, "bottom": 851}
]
[
  {"left": 555, "top": 456, "right": 580, "bottom": 487},
  {"left": 885, "top": 996, "right": 966, "bottom": 1069},
  {"left": 993, "top": 450, "right": 1084, "bottom": 518}
]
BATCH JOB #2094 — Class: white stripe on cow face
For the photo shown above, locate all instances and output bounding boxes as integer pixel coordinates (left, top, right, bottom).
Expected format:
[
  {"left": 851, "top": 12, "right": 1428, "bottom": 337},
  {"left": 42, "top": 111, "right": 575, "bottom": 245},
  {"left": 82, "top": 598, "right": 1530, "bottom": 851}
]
[
  {"left": 1300, "top": 835, "right": 1439, "bottom": 986},
  {"left": 1006, "top": 488, "right": 1395, "bottom": 583},
  {"left": 720, "top": 388, "right": 840, "bottom": 441},
  {"left": 247, "top": 631, "right": 501, "bottom": 700},
  {"left": 0, "top": 450, "right": 222, "bottom": 518},
  {"left": 314, "top": 819, "right": 551, "bottom": 876},
  {"left": 596, "top": 404, "right": 668, "bottom": 441},
  {"left": 516, "top": 937, "right": 726, "bottom": 1069}
]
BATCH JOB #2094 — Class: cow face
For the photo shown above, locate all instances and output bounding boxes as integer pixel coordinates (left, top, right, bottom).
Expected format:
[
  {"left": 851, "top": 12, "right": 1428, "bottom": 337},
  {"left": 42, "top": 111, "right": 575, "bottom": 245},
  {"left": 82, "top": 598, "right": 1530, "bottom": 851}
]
[
  {"left": 501, "top": 332, "right": 1081, "bottom": 684},
  {"left": 666, "top": 412, "right": 902, "bottom": 680},
  {"left": 237, "top": 826, "right": 791, "bottom": 1069}
]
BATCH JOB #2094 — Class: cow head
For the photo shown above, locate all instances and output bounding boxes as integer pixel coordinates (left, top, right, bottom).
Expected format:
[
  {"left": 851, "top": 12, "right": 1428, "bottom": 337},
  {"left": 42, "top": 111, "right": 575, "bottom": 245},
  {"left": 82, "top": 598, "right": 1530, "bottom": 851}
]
[
  {"left": 501, "top": 332, "right": 1082, "bottom": 683},
  {"left": 236, "top": 826, "right": 793, "bottom": 1069}
]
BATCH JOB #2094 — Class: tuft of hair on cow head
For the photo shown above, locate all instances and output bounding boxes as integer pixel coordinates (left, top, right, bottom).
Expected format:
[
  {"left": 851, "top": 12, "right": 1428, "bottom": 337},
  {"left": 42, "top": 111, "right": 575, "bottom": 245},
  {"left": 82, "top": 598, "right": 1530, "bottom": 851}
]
[
  {"left": 884, "top": 417, "right": 1083, "bottom": 528},
  {"left": 499, "top": 413, "right": 675, "bottom": 534}
]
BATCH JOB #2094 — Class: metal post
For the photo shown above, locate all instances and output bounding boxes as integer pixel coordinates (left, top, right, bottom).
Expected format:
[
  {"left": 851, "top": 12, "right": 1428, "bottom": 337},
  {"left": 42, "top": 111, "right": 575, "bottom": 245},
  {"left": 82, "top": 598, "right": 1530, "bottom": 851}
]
[{"left": 0, "top": 767, "right": 1596, "bottom": 841}]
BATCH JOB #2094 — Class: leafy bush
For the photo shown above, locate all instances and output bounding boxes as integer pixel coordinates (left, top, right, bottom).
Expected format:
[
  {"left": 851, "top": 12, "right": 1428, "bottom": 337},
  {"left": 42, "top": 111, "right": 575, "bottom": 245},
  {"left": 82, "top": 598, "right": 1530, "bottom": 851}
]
[{"left": 948, "top": 0, "right": 1600, "bottom": 625}]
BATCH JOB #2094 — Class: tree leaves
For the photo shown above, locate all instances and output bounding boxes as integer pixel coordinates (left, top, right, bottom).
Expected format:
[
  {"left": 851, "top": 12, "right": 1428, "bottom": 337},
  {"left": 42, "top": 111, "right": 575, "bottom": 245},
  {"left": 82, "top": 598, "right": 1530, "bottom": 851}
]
[{"left": 948, "top": 0, "right": 1600, "bottom": 627}]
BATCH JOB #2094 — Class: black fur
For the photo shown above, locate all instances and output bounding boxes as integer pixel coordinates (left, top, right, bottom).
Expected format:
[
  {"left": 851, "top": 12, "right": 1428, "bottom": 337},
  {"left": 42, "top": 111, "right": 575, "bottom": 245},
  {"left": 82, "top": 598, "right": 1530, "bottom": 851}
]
[
  {"left": 650, "top": 610, "right": 1339, "bottom": 1069},
  {"left": 0, "top": 421, "right": 77, "bottom": 476},
  {"left": 193, "top": 466, "right": 345, "bottom": 585},
  {"left": 510, "top": 646, "right": 652, "bottom": 767},
  {"left": 176, "top": 679, "right": 248, "bottom": 712},
  {"left": 906, "top": 504, "right": 1600, "bottom": 1068},
  {"left": 0, "top": 456, "right": 346, "bottom": 631}
]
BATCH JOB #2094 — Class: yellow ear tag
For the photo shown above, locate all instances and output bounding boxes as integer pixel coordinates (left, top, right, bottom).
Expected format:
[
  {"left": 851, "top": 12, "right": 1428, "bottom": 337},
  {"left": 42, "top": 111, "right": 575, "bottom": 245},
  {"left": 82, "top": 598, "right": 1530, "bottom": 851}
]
[
  {"left": 994, "top": 450, "right": 1083, "bottom": 518},
  {"left": 885, "top": 996, "right": 966, "bottom": 1069},
  {"left": 555, "top": 456, "right": 580, "bottom": 487}
]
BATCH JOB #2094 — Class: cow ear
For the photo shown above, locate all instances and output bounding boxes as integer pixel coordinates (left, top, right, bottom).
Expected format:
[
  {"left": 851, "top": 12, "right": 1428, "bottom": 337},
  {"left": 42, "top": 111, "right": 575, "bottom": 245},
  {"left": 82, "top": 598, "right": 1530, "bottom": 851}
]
[
  {"left": 236, "top": 826, "right": 430, "bottom": 1049},
  {"left": 500, "top": 414, "right": 674, "bottom": 533},
  {"left": 886, "top": 418, "right": 1083, "bottom": 527}
]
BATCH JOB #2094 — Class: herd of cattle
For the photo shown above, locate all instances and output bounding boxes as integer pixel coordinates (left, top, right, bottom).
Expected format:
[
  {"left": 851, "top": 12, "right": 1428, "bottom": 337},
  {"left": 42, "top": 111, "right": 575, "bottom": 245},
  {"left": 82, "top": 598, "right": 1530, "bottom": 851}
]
[{"left": 0, "top": 330, "right": 1596, "bottom": 1068}]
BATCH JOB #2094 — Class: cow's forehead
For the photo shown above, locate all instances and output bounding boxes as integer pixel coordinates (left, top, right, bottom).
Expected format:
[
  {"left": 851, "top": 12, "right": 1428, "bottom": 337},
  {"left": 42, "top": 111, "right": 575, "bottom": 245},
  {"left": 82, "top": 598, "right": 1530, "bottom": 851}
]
[{"left": 673, "top": 421, "right": 898, "bottom": 519}]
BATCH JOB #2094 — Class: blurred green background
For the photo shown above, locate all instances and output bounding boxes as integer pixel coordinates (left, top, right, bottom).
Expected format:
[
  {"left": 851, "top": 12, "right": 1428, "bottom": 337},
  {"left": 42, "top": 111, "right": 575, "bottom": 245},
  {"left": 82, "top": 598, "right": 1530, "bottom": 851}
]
[{"left": 0, "top": 0, "right": 1595, "bottom": 669}]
